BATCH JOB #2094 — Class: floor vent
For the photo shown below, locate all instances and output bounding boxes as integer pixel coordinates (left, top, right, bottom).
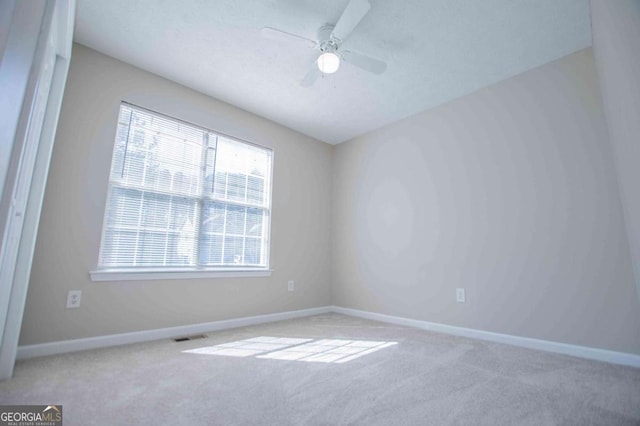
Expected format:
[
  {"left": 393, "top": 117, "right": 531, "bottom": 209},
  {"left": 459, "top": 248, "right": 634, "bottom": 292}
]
[{"left": 173, "top": 334, "right": 207, "bottom": 342}]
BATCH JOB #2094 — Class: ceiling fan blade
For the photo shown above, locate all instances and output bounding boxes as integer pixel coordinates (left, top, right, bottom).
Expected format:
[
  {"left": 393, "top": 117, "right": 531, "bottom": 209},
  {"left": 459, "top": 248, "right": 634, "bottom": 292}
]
[
  {"left": 300, "top": 62, "right": 320, "bottom": 87},
  {"left": 260, "top": 27, "right": 317, "bottom": 49},
  {"left": 331, "top": 0, "right": 371, "bottom": 43},
  {"left": 342, "top": 50, "right": 387, "bottom": 74}
]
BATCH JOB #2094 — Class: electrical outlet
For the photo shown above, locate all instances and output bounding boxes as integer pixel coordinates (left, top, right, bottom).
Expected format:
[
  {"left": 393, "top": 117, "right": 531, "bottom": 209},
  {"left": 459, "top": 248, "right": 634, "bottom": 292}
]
[
  {"left": 288, "top": 280, "right": 295, "bottom": 292},
  {"left": 66, "top": 290, "right": 82, "bottom": 308},
  {"left": 456, "top": 288, "right": 465, "bottom": 303}
]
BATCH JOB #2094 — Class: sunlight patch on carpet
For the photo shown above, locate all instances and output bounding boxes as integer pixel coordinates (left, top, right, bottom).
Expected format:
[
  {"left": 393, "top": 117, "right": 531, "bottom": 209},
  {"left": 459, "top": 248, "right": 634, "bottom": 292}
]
[{"left": 182, "top": 336, "right": 397, "bottom": 363}]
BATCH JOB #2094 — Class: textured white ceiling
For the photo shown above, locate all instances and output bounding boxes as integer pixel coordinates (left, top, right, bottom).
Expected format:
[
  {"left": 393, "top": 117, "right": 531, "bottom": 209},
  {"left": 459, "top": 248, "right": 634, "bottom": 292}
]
[{"left": 74, "top": 0, "right": 592, "bottom": 144}]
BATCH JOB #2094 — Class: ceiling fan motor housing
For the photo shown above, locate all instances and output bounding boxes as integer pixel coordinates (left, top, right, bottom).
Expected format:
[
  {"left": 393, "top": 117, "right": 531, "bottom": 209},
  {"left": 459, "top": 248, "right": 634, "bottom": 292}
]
[{"left": 318, "top": 24, "right": 340, "bottom": 53}]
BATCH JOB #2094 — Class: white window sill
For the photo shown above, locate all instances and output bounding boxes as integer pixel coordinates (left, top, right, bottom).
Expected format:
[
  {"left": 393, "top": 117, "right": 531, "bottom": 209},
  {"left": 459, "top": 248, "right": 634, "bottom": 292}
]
[{"left": 89, "top": 268, "right": 272, "bottom": 282}]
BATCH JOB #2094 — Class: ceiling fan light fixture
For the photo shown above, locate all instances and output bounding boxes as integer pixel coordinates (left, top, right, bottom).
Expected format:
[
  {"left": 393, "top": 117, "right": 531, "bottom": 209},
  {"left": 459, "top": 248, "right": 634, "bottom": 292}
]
[{"left": 317, "top": 51, "right": 340, "bottom": 74}]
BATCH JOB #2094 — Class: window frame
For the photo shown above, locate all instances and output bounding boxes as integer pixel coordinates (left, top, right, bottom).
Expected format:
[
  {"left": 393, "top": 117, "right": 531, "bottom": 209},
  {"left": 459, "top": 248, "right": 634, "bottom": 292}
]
[{"left": 90, "top": 102, "right": 274, "bottom": 281}]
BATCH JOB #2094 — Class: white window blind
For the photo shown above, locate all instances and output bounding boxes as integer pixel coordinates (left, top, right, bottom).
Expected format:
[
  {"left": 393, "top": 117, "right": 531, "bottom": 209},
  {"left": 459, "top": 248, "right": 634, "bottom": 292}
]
[{"left": 97, "top": 103, "right": 272, "bottom": 272}]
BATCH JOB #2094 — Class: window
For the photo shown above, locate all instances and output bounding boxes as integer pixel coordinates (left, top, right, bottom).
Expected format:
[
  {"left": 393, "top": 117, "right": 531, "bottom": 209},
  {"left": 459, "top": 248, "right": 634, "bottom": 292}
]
[{"left": 93, "top": 103, "right": 273, "bottom": 280}]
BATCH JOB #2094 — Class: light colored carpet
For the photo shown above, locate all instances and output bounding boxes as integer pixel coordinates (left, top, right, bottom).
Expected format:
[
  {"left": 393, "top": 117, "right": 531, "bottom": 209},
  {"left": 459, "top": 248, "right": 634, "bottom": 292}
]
[{"left": 1, "top": 313, "right": 639, "bottom": 425}]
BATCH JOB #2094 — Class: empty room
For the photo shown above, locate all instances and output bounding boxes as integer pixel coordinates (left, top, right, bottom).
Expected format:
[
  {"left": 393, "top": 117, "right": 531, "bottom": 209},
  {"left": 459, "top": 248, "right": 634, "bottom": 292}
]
[{"left": 1, "top": 0, "right": 639, "bottom": 424}]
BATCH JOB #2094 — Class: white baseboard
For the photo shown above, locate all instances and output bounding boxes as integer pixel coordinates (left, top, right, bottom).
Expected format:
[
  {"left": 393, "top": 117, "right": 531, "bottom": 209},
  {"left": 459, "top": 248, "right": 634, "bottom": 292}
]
[
  {"left": 331, "top": 306, "right": 640, "bottom": 368},
  {"left": 17, "top": 304, "right": 640, "bottom": 368},
  {"left": 16, "top": 306, "right": 332, "bottom": 360}
]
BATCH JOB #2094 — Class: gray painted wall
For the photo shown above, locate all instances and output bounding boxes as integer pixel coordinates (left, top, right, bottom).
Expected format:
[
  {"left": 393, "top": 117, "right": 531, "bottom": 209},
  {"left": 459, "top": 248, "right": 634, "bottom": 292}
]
[
  {"left": 20, "top": 42, "right": 640, "bottom": 357},
  {"left": 19, "top": 44, "right": 332, "bottom": 345},
  {"left": 591, "top": 0, "right": 640, "bottom": 301},
  {"left": 332, "top": 48, "right": 640, "bottom": 354}
]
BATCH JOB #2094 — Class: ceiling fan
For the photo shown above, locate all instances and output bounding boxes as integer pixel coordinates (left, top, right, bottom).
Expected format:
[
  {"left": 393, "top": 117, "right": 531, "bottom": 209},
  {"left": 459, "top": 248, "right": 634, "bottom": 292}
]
[{"left": 261, "top": 0, "right": 387, "bottom": 87}]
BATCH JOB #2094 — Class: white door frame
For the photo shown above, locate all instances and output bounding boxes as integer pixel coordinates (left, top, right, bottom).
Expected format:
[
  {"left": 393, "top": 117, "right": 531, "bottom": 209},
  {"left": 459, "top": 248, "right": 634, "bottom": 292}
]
[{"left": 0, "top": 0, "right": 75, "bottom": 381}]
